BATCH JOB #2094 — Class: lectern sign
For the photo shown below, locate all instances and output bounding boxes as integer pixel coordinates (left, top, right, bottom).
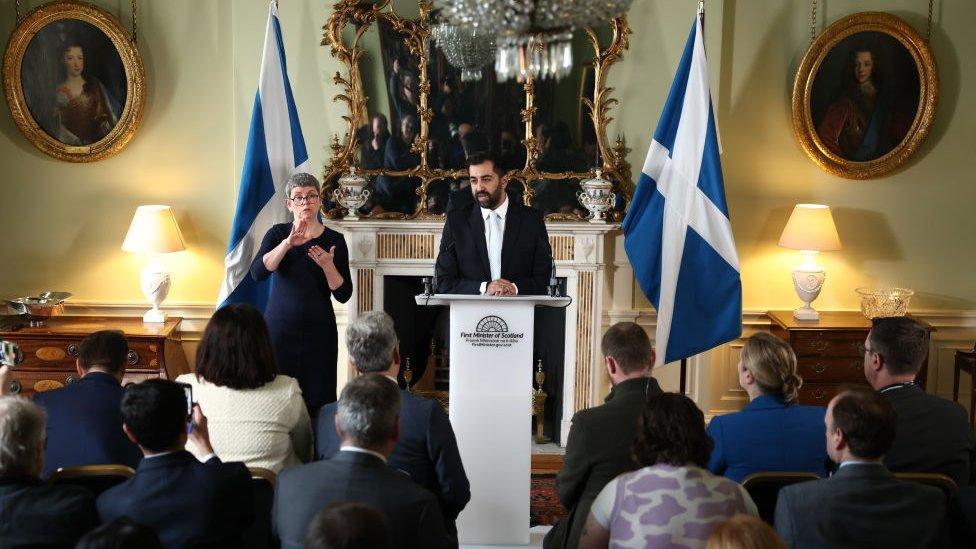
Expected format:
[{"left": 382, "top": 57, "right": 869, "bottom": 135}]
[{"left": 460, "top": 315, "right": 526, "bottom": 348}]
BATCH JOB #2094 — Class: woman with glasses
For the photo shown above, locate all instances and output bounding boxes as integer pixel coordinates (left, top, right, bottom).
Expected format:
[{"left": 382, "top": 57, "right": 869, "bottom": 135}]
[
  {"left": 706, "top": 333, "right": 828, "bottom": 482},
  {"left": 250, "top": 173, "right": 352, "bottom": 415}
]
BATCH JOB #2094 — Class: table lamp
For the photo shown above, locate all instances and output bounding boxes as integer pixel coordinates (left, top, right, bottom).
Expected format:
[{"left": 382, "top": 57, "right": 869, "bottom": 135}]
[
  {"left": 778, "top": 204, "right": 841, "bottom": 320},
  {"left": 122, "top": 205, "right": 186, "bottom": 323}
]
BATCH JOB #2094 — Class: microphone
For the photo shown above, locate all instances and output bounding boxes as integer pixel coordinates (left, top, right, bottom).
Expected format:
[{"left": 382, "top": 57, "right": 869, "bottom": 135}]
[
  {"left": 548, "top": 259, "right": 559, "bottom": 297},
  {"left": 422, "top": 276, "right": 434, "bottom": 296}
]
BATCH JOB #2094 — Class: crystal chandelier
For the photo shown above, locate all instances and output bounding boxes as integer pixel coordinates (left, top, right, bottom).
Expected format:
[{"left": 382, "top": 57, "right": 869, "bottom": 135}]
[
  {"left": 431, "top": 22, "right": 497, "bottom": 82},
  {"left": 435, "top": 0, "right": 634, "bottom": 82}
]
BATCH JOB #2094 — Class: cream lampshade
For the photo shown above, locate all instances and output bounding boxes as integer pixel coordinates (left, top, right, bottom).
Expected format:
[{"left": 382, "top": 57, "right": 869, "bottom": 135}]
[
  {"left": 122, "top": 205, "right": 186, "bottom": 323},
  {"left": 778, "top": 204, "right": 841, "bottom": 320}
]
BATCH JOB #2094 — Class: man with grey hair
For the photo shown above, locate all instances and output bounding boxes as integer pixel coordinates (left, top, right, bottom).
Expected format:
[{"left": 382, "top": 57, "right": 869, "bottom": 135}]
[
  {"left": 0, "top": 373, "right": 99, "bottom": 545},
  {"left": 274, "top": 373, "right": 454, "bottom": 549},
  {"left": 315, "top": 311, "right": 469, "bottom": 535}
]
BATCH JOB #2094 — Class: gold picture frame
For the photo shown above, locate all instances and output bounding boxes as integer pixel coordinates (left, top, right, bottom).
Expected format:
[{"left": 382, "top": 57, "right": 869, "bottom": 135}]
[
  {"left": 3, "top": 1, "right": 146, "bottom": 162},
  {"left": 791, "top": 12, "right": 937, "bottom": 179}
]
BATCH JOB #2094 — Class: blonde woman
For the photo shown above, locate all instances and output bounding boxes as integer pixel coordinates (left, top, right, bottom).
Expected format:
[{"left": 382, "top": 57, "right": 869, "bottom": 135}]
[{"left": 707, "top": 333, "right": 828, "bottom": 481}]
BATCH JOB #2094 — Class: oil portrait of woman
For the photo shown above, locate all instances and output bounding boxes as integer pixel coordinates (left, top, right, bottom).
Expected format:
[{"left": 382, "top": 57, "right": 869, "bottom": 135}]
[
  {"left": 54, "top": 43, "right": 121, "bottom": 145},
  {"left": 811, "top": 32, "right": 919, "bottom": 162},
  {"left": 15, "top": 17, "right": 128, "bottom": 148}
]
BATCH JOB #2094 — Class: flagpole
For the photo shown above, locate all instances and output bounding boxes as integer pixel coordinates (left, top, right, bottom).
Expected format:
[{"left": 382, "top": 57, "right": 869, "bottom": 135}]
[{"left": 679, "top": 0, "right": 706, "bottom": 398}]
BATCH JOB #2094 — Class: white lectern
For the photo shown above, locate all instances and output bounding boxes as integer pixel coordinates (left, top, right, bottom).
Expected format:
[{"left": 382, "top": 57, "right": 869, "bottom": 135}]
[{"left": 415, "top": 293, "right": 570, "bottom": 545}]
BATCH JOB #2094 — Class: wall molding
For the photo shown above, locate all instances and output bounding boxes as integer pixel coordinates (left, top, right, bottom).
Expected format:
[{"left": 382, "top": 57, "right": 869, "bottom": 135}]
[{"left": 46, "top": 302, "right": 975, "bottom": 416}]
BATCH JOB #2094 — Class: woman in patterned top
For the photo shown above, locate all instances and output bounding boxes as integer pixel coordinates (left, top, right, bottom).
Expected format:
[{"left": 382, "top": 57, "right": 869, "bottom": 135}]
[{"left": 578, "top": 393, "right": 758, "bottom": 549}]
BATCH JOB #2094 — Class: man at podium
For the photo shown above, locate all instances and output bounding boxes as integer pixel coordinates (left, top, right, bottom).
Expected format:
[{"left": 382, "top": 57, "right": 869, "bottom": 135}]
[{"left": 434, "top": 151, "right": 553, "bottom": 296}]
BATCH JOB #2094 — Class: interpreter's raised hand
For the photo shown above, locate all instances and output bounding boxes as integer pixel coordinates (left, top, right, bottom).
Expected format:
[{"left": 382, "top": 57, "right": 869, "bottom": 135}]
[
  {"left": 308, "top": 245, "right": 336, "bottom": 270},
  {"left": 188, "top": 403, "right": 215, "bottom": 455},
  {"left": 287, "top": 220, "right": 311, "bottom": 247},
  {"left": 486, "top": 278, "right": 517, "bottom": 296}
]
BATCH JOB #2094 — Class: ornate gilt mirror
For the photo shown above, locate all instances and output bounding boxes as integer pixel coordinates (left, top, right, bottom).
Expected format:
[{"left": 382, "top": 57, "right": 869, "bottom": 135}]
[{"left": 321, "top": 0, "right": 632, "bottom": 220}]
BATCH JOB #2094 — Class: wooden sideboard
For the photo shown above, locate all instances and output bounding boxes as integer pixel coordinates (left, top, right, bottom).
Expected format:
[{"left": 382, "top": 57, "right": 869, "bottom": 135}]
[
  {"left": 0, "top": 316, "right": 189, "bottom": 397},
  {"left": 768, "top": 311, "right": 931, "bottom": 406}
]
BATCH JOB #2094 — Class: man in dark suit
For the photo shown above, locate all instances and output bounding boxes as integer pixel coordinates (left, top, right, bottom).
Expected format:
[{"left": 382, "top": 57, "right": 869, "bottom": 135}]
[
  {"left": 98, "top": 379, "right": 253, "bottom": 548},
  {"left": 33, "top": 330, "right": 142, "bottom": 477},
  {"left": 276, "top": 373, "right": 454, "bottom": 549},
  {"left": 434, "top": 150, "right": 552, "bottom": 296},
  {"left": 0, "top": 376, "right": 99, "bottom": 547},
  {"left": 775, "top": 386, "right": 946, "bottom": 548},
  {"left": 543, "top": 322, "right": 662, "bottom": 549},
  {"left": 315, "top": 311, "right": 469, "bottom": 533},
  {"left": 863, "top": 316, "right": 975, "bottom": 486}
]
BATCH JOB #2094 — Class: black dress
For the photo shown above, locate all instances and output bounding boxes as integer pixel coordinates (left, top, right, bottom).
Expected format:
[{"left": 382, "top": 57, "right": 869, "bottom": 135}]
[{"left": 250, "top": 223, "right": 352, "bottom": 410}]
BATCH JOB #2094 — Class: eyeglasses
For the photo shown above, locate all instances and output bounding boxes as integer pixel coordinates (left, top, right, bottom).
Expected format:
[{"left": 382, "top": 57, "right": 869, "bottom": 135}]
[
  {"left": 859, "top": 342, "right": 875, "bottom": 355},
  {"left": 289, "top": 194, "right": 320, "bottom": 205}
]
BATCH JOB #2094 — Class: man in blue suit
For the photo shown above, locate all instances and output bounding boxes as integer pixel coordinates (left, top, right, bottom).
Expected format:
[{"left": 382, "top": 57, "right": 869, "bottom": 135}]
[
  {"left": 316, "top": 311, "right": 469, "bottom": 534},
  {"left": 34, "top": 330, "right": 142, "bottom": 477},
  {"left": 98, "top": 379, "right": 253, "bottom": 548}
]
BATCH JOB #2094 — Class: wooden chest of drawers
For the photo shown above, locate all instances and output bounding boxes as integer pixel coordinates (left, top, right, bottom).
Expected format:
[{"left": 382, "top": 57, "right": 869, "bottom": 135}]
[
  {"left": 0, "top": 316, "right": 189, "bottom": 397},
  {"left": 768, "top": 311, "right": 930, "bottom": 406}
]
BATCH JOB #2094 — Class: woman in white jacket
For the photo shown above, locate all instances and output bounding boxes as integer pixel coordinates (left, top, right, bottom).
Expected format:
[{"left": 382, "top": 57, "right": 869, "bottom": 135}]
[{"left": 178, "top": 304, "right": 312, "bottom": 472}]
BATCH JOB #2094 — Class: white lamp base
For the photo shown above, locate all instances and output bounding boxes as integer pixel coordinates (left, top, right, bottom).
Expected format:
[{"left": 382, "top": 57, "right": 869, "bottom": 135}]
[
  {"left": 143, "top": 307, "right": 167, "bottom": 324},
  {"left": 791, "top": 262, "right": 825, "bottom": 322},
  {"left": 140, "top": 261, "right": 171, "bottom": 325}
]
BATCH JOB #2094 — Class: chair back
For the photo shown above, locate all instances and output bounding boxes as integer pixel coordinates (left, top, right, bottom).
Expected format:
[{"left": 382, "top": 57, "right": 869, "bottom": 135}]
[
  {"left": 48, "top": 464, "right": 135, "bottom": 497},
  {"left": 741, "top": 471, "right": 821, "bottom": 525},
  {"left": 243, "top": 467, "right": 277, "bottom": 549},
  {"left": 893, "top": 472, "right": 958, "bottom": 504}
]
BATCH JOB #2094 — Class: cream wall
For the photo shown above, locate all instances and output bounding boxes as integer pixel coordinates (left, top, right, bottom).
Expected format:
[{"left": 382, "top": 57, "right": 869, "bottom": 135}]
[{"left": 1, "top": 1, "right": 973, "bottom": 412}]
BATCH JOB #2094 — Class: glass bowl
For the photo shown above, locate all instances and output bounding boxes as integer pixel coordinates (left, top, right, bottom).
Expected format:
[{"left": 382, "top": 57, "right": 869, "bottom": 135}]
[{"left": 855, "top": 287, "right": 914, "bottom": 319}]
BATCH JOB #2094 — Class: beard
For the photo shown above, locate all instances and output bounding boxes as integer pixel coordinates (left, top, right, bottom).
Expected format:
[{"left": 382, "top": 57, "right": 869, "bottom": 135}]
[{"left": 475, "top": 188, "right": 504, "bottom": 209}]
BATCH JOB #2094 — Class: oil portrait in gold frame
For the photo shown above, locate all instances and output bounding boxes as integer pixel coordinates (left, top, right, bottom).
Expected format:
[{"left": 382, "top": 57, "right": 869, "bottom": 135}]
[
  {"left": 3, "top": 1, "right": 146, "bottom": 162},
  {"left": 792, "top": 12, "right": 938, "bottom": 179}
]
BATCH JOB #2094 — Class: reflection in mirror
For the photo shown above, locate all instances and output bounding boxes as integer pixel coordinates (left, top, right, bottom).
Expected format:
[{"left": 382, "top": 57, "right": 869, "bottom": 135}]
[{"left": 322, "top": 1, "right": 632, "bottom": 220}]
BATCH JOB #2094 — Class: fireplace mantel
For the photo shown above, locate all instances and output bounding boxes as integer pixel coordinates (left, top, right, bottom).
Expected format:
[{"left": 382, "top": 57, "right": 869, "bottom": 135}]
[{"left": 330, "top": 218, "right": 620, "bottom": 443}]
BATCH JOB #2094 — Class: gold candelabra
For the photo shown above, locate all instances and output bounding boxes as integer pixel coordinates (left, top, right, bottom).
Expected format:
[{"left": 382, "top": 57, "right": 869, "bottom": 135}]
[{"left": 532, "top": 359, "right": 548, "bottom": 444}]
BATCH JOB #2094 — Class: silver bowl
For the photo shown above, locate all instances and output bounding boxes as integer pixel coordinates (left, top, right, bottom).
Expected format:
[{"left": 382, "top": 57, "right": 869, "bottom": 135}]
[{"left": 7, "top": 292, "right": 72, "bottom": 326}]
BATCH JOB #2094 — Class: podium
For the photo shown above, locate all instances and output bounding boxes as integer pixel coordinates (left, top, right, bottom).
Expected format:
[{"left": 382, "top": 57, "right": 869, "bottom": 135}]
[{"left": 416, "top": 293, "right": 570, "bottom": 544}]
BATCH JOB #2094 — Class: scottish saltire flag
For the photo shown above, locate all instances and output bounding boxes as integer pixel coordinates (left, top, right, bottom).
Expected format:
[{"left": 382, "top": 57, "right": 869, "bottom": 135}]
[
  {"left": 622, "top": 15, "right": 741, "bottom": 367},
  {"left": 217, "top": 1, "right": 309, "bottom": 310}
]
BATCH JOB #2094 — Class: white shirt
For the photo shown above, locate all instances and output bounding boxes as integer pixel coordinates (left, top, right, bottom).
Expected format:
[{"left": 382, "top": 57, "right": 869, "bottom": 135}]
[
  {"left": 478, "top": 196, "right": 517, "bottom": 294},
  {"left": 339, "top": 445, "right": 388, "bottom": 463}
]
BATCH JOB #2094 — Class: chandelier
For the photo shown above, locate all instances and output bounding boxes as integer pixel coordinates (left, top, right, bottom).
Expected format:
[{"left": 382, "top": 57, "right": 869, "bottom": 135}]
[
  {"left": 431, "top": 22, "right": 497, "bottom": 82},
  {"left": 435, "top": 0, "right": 634, "bottom": 82}
]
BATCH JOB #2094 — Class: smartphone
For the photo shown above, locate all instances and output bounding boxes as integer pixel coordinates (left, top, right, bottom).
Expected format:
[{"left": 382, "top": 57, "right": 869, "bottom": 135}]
[
  {"left": 177, "top": 382, "right": 194, "bottom": 432},
  {"left": 0, "top": 340, "right": 23, "bottom": 368}
]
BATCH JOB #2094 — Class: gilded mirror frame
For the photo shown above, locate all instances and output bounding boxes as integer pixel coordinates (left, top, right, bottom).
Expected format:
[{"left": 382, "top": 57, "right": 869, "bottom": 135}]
[{"left": 321, "top": 0, "right": 633, "bottom": 220}]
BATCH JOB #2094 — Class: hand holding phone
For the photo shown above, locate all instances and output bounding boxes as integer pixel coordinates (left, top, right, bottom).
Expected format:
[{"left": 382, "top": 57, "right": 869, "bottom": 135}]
[{"left": 187, "top": 402, "right": 215, "bottom": 456}]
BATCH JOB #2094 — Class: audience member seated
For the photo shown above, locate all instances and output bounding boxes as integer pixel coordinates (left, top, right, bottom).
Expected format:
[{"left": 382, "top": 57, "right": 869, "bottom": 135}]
[
  {"left": 305, "top": 502, "right": 392, "bottom": 549},
  {"left": 706, "top": 514, "right": 785, "bottom": 549},
  {"left": 948, "top": 486, "right": 976, "bottom": 548},
  {"left": 177, "top": 304, "right": 312, "bottom": 472},
  {"left": 316, "top": 311, "right": 469, "bottom": 532},
  {"left": 578, "top": 393, "right": 758, "bottom": 549},
  {"left": 274, "top": 373, "right": 454, "bottom": 549},
  {"left": 75, "top": 517, "right": 162, "bottom": 549},
  {"left": 0, "top": 373, "right": 99, "bottom": 547},
  {"left": 774, "top": 386, "right": 946, "bottom": 548},
  {"left": 863, "top": 316, "right": 975, "bottom": 486},
  {"left": 707, "top": 333, "right": 828, "bottom": 481},
  {"left": 33, "top": 330, "right": 142, "bottom": 477},
  {"left": 544, "top": 321, "right": 663, "bottom": 549},
  {"left": 98, "top": 379, "right": 254, "bottom": 547}
]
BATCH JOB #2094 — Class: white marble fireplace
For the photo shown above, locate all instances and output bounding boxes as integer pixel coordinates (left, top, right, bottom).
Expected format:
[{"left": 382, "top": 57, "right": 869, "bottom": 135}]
[{"left": 331, "top": 218, "right": 619, "bottom": 443}]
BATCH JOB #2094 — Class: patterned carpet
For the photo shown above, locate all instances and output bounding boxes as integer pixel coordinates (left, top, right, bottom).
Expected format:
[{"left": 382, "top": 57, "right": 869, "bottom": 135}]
[{"left": 530, "top": 473, "right": 565, "bottom": 526}]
